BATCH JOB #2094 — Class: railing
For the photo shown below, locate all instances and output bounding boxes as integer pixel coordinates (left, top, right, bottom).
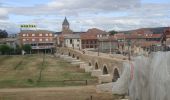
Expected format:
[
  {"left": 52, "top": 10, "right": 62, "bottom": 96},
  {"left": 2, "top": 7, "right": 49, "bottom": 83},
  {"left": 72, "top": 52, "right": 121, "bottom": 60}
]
[{"left": 32, "top": 46, "right": 55, "bottom": 49}]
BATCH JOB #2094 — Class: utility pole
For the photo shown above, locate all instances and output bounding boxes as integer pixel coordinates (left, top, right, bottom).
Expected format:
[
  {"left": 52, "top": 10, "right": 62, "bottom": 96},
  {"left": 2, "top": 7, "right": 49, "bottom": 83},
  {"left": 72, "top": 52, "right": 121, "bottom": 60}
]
[
  {"left": 110, "top": 37, "right": 112, "bottom": 54},
  {"left": 128, "top": 39, "right": 131, "bottom": 60}
]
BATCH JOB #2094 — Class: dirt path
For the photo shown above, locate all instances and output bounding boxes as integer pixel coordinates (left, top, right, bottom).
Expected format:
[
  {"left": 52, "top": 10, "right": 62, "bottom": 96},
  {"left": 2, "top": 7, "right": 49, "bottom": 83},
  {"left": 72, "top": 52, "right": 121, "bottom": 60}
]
[
  {"left": 0, "top": 86, "right": 95, "bottom": 93},
  {"left": 0, "top": 86, "right": 118, "bottom": 100}
]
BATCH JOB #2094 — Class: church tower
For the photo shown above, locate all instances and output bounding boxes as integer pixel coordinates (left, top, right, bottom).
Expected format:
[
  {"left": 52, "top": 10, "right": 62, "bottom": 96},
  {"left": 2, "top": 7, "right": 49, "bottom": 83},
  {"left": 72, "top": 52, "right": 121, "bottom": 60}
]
[{"left": 62, "top": 17, "right": 69, "bottom": 31}]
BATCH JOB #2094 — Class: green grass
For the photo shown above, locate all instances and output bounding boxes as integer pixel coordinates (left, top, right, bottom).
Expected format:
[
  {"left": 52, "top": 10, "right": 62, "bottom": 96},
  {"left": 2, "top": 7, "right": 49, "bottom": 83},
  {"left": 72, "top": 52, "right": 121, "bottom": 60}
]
[{"left": 0, "top": 55, "right": 97, "bottom": 88}]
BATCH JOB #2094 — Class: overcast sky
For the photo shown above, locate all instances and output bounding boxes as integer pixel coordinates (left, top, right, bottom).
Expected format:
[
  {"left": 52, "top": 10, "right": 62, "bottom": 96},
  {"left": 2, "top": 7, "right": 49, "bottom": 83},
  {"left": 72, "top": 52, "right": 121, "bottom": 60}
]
[{"left": 0, "top": 0, "right": 170, "bottom": 33}]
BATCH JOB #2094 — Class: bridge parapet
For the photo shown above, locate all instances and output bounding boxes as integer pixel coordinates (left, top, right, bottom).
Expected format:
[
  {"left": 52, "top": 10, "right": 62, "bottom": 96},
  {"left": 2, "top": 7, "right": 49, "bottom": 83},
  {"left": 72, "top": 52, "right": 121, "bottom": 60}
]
[{"left": 57, "top": 47, "right": 127, "bottom": 82}]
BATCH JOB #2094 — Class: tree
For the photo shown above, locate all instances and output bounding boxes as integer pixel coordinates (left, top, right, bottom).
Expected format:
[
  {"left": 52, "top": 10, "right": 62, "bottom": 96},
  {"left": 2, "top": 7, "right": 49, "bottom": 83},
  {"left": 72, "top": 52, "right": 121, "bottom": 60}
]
[
  {"left": 109, "top": 30, "right": 118, "bottom": 35},
  {"left": 0, "top": 30, "right": 8, "bottom": 38},
  {"left": 0, "top": 44, "right": 11, "bottom": 55},
  {"left": 22, "top": 44, "right": 32, "bottom": 54},
  {"left": 15, "top": 44, "right": 22, "bottom": 54}
]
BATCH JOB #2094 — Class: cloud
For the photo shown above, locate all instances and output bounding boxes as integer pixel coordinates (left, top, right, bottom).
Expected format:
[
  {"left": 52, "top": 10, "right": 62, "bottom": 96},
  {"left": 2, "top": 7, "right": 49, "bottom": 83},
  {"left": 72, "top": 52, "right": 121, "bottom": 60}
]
[
  {"left": 4, "top": 0, "right": 141, "bottom": 16},
  {"left": 47, "top": 0, "right": 141, "bottom": 11},
  {"left": 0, "top": 0, "right": 170, "bottom": 33},
  {"left": 0, "top": 8, "right": 8, "bottom": 19}
]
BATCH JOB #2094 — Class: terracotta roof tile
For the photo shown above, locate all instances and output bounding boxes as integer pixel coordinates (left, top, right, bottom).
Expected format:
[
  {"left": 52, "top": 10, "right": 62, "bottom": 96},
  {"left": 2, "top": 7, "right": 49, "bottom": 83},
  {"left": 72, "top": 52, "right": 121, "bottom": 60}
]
[{"left": 81, "top": 28, "right": 109, "bottom": 40}]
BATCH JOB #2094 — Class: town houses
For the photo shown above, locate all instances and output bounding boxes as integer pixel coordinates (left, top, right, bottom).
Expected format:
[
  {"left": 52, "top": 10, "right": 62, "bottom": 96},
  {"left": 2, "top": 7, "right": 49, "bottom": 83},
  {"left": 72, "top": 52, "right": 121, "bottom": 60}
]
[
  {"left": 56, "top": 17, "right": 169, "bottom": 55},
  {"left": 0, "top": 17, "right": 170, "bottom": 55}
]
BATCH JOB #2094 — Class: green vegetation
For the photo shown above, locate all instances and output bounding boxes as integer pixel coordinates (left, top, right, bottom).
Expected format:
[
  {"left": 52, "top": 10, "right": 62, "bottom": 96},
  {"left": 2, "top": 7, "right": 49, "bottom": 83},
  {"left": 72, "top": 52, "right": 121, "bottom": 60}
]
[
  {"left": 109, "top": 30, "right": 118, "bottom": 35},
  {"left": 0, "top": 44, "right": 12, "bottom": 55},
  {"left": 0, "top": 55, "right": 97, "bottom": 88},
  {"left": 22, "top": 44, "right": 32, "bottom": 54},
  {"left": 0, "top": 30, "right": 8, "bottom": 38},
  {"left": 0, "top": 44, "right": 22, "bottom": 55}
]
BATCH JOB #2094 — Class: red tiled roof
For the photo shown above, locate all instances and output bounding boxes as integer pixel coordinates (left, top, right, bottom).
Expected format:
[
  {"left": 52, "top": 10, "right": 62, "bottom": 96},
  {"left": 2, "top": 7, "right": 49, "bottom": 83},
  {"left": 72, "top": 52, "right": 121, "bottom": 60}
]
[
  {"left": 114, "top": 33, "right": 161, "bottom": 40},
  {"left": 138, "top": 41, "right": 160, "bottom": 47},
  {"left": 164, "top": 28, "right": 170, "bottom": 36},
  {"left": 114, "top": 34, "right": 142, "bottom": 39},
  {"left": 81, "top": 28, "right": 108, "bottom": 40},
  {"left": 144, "top": 34, "right": 161, "bottom": 38}
]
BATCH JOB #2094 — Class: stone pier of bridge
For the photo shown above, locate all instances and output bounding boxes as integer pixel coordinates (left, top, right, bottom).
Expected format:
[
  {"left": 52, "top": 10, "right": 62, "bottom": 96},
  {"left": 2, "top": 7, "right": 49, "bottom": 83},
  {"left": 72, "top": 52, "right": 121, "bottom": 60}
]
[{"left": 56, "top": 47, "right": 127, "bottom": 83}]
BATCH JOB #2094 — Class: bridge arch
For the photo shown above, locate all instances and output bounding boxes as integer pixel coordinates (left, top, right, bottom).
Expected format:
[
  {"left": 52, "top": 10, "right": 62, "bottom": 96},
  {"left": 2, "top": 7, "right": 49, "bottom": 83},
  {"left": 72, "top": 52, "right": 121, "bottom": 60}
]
[
  {"left": 103, "top": 65, "right": 109, "bottom": 75},
  {"left": 68, "top": 52, "right": 71, "bottom": 56},
  {"left": 72, "top": 54, "right": 75, "bottom": 58},
  {"left": 112, "top": 68, "right": 120, "bottom": 82},
  {"left": 88, "top": 62, "right": 92, "bottom": 66},
  {"left": 95, "top": 62, "right": 99, "bottom": 70}
]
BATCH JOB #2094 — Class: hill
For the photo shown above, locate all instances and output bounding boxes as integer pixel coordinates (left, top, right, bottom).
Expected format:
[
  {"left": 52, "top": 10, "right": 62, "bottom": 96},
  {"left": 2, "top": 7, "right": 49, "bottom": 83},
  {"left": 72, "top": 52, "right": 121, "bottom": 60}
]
[{"left": 118, "top": 27, "right": 169, "bottom": 34}]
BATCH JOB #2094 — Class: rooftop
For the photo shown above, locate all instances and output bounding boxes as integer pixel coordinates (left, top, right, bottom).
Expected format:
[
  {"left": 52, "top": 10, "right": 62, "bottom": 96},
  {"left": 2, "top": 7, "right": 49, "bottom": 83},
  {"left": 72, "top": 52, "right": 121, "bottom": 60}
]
[
  {"left": 62, "top": 17, "right": 69, "bottom": 25},
  {"left": 19, "top": 30, "right": 55, "bottom": 34}
]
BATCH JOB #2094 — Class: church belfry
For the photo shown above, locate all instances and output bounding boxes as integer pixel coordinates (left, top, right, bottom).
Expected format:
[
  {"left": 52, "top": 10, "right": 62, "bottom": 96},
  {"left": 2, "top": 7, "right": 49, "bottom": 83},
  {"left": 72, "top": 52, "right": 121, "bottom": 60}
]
[{"left": 62, "top": 17, "right": 69, "bottom": 31}]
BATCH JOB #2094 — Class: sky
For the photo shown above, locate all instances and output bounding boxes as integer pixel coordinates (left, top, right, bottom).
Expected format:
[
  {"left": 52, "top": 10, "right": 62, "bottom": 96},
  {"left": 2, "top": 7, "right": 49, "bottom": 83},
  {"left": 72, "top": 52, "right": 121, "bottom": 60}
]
[{"left": 0, "top": 0, "right": 170, "bottom": 33}]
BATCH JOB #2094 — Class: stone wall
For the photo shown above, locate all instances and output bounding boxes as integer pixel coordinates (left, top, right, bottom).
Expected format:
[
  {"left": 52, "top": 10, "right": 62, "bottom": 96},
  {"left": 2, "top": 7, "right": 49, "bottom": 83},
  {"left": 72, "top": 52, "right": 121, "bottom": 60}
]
[{"left": 57, "top": 47, "right": 125, "bottom": 79}]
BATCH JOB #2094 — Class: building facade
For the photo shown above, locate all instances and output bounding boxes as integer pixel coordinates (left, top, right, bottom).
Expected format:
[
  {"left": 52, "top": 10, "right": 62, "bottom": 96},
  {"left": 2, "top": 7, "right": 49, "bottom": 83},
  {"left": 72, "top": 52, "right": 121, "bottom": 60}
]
[
  {"left": 0, "top": 38, "right": 18, "bottom": 48},
  {"left": 19, "top": 30, "right": 55, "bottom": 53},
  {"left": 81, "top": 28, "right": 109, "bottom": 50},
  {"left": 64, "top": 34, "right": 81, "bottom": 49}
]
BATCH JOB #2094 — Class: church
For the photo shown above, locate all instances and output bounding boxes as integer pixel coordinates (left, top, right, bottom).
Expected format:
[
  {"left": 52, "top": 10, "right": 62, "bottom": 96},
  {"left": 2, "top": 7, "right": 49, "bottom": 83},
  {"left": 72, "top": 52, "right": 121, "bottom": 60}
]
[
  {"left": 56, "top": 17, "right": 84, "bottom": 49},
  {"left": 56, "top": 17, "right": 110, "bottom": 50}
]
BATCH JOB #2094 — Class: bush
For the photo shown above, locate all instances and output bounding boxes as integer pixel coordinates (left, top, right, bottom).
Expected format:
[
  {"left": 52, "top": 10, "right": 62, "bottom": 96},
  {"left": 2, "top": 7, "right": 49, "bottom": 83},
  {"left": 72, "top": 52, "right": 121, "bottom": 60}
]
[
  {"left": 0, "top": 44, "right": 11, "bottom": 55},
  {"left": 27, "top": 79, "right": 34, "bottom": 84},
  {"left": 22, "top": 44, "right": 32, "bottom": 54},
  {"left": 15, "top": 45, "right": 22, "bottom": 54}
]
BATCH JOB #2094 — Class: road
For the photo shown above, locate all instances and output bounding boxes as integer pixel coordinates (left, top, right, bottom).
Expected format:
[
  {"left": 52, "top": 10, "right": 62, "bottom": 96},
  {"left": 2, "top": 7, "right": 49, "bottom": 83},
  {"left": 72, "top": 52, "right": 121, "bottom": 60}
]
[{"left": 0, "top": 86, "right": 117, "bottom": 100}]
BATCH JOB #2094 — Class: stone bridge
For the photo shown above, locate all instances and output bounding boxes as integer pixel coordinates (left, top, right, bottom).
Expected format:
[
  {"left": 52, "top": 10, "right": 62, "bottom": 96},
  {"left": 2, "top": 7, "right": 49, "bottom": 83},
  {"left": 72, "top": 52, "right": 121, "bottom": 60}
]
[{"left": 56, "top": 47, "right": 127, "bottom": 83}]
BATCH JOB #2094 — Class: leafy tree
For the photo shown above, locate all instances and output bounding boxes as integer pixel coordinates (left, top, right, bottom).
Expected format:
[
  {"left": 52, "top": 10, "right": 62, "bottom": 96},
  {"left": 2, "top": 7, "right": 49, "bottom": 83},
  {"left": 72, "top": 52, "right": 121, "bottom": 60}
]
[
  {"left": 0, "top": 30, "right": 8, "bottom": 38},
  {"left": 22, "top": 44, "right": 32, "bottom": 54},
  {"left": 0, "top": 44, "right": 11, "bottom": 55},
  {"left": 109, "top": 30, "right": 118, "bottom": 35},
  {"left": 9, "top": 47, "right": 15, "bottom": 55},
  {"left": 15, "top": 44, "right": 22, "bottom": 54}
]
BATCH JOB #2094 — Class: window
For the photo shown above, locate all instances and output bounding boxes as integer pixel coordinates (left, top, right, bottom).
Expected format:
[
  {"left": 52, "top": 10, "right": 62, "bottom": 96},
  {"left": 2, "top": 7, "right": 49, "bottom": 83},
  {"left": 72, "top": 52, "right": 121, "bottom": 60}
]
[
  {"left": 23, "top": 39, "right": 26, "bottom": 41},
  {"left": 23, "top": 34, "right": 26, "bottom": 37},
  {"left": 39, "top": 39, "right": 42, "bottom": 42},
  {"left": 39, "top": 34, "right": 42, "bottom": 36},
  {"left": 77, "top": 44, "right": 79, "bottom": 47},
  {"left": 77, "top": 39, "right": 80, "bottom": 42},
  {"left": 32, "top": 39, "right": 35, "bottom": 41},
  {"left": 45, "top": 34, "right": 48, "bottom": 36},
  {"left": 70, "top": 39, "right": 72, "bottom": 44},
  {"left": 32, "top": 34, "right": 35, "bottom": 36},
  {"left": 46, "top": 38, "right": 49, "bottom": 42},
  {"left": 49, "top": 33, "right": 52, "bottom": 36}
]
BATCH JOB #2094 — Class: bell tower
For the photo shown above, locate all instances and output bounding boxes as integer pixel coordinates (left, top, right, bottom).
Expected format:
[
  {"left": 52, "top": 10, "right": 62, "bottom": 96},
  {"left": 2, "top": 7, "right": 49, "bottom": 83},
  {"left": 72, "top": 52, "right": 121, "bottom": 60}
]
[{"left": 62, "top": 17, "right": 69, "bottom": 31}]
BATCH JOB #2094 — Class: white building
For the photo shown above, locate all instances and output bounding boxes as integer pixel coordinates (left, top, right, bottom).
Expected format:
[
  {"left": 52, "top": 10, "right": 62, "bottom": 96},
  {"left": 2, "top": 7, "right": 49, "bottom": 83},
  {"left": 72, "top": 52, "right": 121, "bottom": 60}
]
[{"left": 64, "top": 34, "right": 81, "bottom": 49}]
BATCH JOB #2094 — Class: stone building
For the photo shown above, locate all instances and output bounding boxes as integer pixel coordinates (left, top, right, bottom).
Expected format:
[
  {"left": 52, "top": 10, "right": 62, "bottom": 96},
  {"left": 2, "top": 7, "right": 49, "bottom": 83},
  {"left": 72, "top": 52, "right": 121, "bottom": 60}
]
[
  {"left": 64, "top": 34, "right": 81, "bottom": 49},
  {"left": 57, "top": 17, "right": 85, "bottom": 47},
  {"left": 0, "top": 38, "right": 18, "bottom": 48},
  {"left": 81, "top": 28, "right": 109, "bottom": 50}
]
